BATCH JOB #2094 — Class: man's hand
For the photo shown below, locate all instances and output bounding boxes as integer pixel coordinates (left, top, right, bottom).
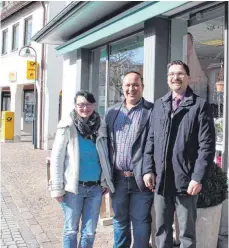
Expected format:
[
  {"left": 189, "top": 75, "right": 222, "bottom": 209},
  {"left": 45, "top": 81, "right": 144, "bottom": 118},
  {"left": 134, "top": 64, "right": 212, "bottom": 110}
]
[
  {"left": 143, "top": 173, "right": 155, "bottom": 191},
  {"left": 55, "top": 196, "right": 63, "bottom": 202},
  {"left": 102, "top": 187, "right": 109, "bottom": 195},
  {"left": 187, "top": 180, "right": 202, "bottom": 195}
]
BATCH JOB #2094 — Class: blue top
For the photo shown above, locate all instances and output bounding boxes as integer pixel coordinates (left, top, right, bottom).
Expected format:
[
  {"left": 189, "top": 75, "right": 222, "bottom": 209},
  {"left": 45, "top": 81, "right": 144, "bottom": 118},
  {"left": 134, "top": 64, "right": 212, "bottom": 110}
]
[{"left": 78, "top": 133, "right": 101, "bottom": 181}]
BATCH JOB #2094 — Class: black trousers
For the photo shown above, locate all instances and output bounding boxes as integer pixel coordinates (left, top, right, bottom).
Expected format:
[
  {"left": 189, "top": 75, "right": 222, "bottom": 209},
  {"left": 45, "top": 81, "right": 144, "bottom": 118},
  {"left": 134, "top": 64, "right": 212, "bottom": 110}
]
[{"left": 154, "top": 192, "right": 198, "bottom": 248}]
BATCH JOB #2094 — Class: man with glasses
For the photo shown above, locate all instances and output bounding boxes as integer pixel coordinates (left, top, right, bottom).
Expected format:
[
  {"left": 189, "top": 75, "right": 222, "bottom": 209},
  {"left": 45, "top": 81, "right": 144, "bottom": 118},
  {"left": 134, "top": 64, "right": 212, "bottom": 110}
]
[
  {"left": 105, "top": 71, "right": 154, "bottom": 248},
  {"left": 143, "top": 60, "right": 215, "bottom": 248}
]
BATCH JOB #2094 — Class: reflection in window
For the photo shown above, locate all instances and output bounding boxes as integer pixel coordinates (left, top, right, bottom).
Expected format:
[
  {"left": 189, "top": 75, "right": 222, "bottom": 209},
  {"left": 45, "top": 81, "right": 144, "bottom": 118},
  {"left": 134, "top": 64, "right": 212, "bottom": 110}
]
[
  {"left": 1, "top": 92, "right": 11, "bottom": 111},
  {"left": 171, "top": 4, "right": 225, "bottom": 167},
  {"left": 24, "top": 17, "right": 32, "bottom": 46},
  {"left": 24, "top": 91, "right": 34, "bottom": 123},
  {"left": 109, "top": 33, "right": 144, "bottom": 106},
  {"left": 90, "top": 33, "right": 144, "bottom": 117},
  {"left": 2, "top": 29, "right": 8, "bottom": 54},
  {"left": 12, "top": 23, "right": 19, "bottom": 50}
]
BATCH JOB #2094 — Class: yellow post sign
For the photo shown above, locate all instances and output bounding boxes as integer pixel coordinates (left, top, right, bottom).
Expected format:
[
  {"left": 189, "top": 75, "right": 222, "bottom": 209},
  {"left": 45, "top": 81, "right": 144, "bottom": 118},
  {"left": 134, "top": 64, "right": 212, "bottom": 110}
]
[
  {"left": 26, "top": 60, "right": 39, "bottom": 80},
  {"left": 1, "top": 111, "right": 14, "bottom": 141}
]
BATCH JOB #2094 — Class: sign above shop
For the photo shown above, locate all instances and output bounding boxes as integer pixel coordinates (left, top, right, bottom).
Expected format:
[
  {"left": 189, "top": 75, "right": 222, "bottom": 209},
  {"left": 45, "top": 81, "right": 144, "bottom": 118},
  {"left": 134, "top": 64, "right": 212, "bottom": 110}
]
[
  {"left": 8, "top": 72, "right": 17, "bottom": 82},
  {"left": 26, "top": 60, "right": 39, "bottom": 80}
]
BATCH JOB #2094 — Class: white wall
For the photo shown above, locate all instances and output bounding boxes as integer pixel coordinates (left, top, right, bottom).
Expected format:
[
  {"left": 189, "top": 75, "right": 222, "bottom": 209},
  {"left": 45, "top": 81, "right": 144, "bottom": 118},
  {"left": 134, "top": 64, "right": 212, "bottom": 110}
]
[
  {"left": 61, "top": 51, "right": 79, "bottom": 120},
  {"left": 0, "top": 1, "right": 66, "bottom": 148},
  {"left": 42, "top": 1, "right": 66, "bottom": 150},
  {"left": 0, "top": 4, "right": 43, "bottom": 88},
  {"left": 0, "top": 3, "right": 44, "bottom": 140}
]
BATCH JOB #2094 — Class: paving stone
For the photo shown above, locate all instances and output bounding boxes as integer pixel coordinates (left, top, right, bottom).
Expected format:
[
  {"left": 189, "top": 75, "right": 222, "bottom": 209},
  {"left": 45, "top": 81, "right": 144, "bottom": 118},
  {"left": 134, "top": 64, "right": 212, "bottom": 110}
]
[
  {"left": 5, "top": 241, "right": 16, "bottom": 245},
  {"left": 6, "top": 202, "right": 17, "bottom": 209},
  {"left": 3, "top": 238, "right": 13, "bottom": 242},
  {"left": 22, "top": 212, "right": 34, "bottom": 220},
  {"left": 18, "top": 244, "right": 28, "bottom": 247},
  {"left": 2, "top": 234, "right": 12, "bottom": 239},
  {"left": 18, "top": 208, "right": 30, "bottom": 213},
  {"left": 26, "top": 219, "right": 38, "bottom": 226},
  {"left": 27, "top": 244, "right": 39, "bottom": 248},
  {"left": 1, "top": 142, "right": 115, "bottom": 248},
  {"left": 14, "top": 237, "right": 24, "bottom": 241},
  {"left": 30, "top": 225, "right": 43, "bottom": 235},
  {"left": 36, "top": 232, "right": 49, "bottom": 243},
  {"left": 40, "top": 241, "right": 53, "bottom": 248},
  {"left": 17, "top": 240, "right": 26, "bottom": 244}
]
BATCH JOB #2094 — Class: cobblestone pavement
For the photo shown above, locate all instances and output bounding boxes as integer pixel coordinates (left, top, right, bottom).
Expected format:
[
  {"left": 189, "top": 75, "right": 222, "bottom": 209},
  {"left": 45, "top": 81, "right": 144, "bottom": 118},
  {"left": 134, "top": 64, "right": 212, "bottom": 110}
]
[{"left": 1, "top": 141, "right": 114, "bottom": 248}]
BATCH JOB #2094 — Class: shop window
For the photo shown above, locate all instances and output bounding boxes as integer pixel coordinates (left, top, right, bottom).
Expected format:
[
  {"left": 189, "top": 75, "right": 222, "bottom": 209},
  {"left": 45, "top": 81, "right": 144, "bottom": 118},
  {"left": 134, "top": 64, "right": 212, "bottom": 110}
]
[
  {"left": 24, "top": 17, "right": 32, "bottom": 46},
  {"left": 1, "top": 92, "right": 11, "bottom": 111},
  {"left": 1, "top": 29, "right": 8, "bottom": 55},
  {"left": 170, "top": 4, "right": 225, "bottom": 167},
  {"left": 12, "top": 23, "right": 19, "bottom": 51},
  {"left": 109, "top": 33, "right": 144, "bottom": 106},
  {"left": 90, "top": 32, "right": 144, "bottom": 117},
  {"left": 23, "top": 90, "right": 34, "bottom": 123}
]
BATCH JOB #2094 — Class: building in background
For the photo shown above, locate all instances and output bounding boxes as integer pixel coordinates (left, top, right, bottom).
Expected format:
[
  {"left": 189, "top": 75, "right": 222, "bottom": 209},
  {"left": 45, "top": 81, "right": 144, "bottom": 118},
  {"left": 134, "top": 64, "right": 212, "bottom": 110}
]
[
  {"left": 0, "top": 1, "right": 66, "bottom": 149},
  {"left": 32, "top": 1, "right": 228, "bottom": 243}
]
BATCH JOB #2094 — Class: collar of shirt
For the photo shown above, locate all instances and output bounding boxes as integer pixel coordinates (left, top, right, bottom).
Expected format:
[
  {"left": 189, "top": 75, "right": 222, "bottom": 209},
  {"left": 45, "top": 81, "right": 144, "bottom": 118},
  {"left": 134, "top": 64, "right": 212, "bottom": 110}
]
[
  {"left": 123, "top": 97, "right": 143, "bottom": 112},
  {"left": 172, "top": 92, "right": 185, "bottom": 102}
]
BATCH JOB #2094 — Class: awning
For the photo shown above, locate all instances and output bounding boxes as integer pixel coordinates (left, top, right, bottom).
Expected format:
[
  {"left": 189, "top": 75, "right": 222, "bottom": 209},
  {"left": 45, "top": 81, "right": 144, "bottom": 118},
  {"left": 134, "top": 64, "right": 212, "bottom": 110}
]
[{"left": 56, "top": 1, "right": 187, "bottom": 56}]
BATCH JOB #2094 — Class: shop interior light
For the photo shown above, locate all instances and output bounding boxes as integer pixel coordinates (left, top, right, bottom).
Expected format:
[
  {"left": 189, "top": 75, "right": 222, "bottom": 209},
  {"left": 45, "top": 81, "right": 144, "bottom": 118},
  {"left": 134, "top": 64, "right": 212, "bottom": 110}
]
[{"left": 200, "top": 39, "right": 224, "bottom": 46}]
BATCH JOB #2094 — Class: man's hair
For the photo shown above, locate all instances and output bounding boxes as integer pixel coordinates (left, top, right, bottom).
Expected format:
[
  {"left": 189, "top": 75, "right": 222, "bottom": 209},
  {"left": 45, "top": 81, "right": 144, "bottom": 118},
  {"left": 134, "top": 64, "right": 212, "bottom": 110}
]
[
  {"left": 123, "top": 70, "right": 143, "bottom": 83},
  {"left": 167, "top": 60, "right": 190, "bottom": 76},
  {"left": 74, "top": 90, "right": 96, "bottom": 104}
]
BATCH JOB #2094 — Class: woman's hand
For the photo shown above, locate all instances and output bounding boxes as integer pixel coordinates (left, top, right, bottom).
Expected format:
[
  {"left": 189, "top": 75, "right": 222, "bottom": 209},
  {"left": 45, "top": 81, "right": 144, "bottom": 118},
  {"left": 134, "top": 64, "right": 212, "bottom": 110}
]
[{"left": 55, "top": 196, "right": 64, "bottom": 202}]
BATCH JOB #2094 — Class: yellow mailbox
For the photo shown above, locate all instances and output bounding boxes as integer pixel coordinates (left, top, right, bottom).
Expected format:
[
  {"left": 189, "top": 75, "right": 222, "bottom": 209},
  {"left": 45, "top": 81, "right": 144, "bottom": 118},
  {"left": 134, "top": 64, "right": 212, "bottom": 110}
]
[{"left": 1, "top": 111, "right": 14, "bottom": 141}]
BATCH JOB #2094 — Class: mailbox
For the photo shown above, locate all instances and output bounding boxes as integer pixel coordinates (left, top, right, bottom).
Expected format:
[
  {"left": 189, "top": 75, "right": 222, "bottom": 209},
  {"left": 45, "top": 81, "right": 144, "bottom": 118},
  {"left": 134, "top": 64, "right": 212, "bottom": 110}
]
[{"left": 1, "top": 111, "right": 14, "bottom": 141}]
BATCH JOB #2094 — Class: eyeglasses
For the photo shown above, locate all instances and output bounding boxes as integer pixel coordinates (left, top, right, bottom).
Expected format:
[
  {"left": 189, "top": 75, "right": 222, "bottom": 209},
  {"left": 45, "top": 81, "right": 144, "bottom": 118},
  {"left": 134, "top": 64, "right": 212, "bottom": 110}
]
[
  {"left": 76, "top": 103, "right": 93, "bottom": 109},
  {"left": 167, "top": 72, "right": 187, "bottom": 78}
]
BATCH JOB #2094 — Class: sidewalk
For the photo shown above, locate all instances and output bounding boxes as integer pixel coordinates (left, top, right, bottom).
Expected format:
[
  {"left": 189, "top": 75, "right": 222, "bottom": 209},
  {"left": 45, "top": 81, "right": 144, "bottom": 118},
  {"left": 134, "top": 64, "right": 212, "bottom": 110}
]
[
  {"left": 1, "top": 141, "right": 113, "bottom": 248},
  {"left": 2, "top": 141, "right": 227, "bottom": 248}
]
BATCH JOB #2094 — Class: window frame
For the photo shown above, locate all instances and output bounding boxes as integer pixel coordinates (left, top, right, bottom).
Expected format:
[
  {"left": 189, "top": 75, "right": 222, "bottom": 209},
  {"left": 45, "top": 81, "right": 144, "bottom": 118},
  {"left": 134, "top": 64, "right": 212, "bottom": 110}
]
[
  {"left": 1, "top": 29, "right": 8, "bottom": 55},
  {"left": 12, "top": 23, "right": 19, "bottom": 51},
  {"left": 24, "top": 16, "right": 32, "bottom": 46}
]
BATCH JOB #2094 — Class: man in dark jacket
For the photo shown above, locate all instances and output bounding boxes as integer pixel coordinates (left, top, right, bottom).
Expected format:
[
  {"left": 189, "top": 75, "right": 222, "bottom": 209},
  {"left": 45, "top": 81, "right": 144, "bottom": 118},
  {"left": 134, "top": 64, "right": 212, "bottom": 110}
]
[
  {"left": 143, "top": 60, "right": 215, "bottom": 248},
  {"left": 105, "top": 71, "right": 154, "bottom": 248}
]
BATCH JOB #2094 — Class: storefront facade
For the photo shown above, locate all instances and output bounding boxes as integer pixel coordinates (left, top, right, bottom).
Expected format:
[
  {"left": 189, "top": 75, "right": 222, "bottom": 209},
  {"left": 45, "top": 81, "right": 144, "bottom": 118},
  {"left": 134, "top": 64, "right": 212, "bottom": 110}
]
[{"left": 32, "top": 1, "right": 228, "bottom": 238}]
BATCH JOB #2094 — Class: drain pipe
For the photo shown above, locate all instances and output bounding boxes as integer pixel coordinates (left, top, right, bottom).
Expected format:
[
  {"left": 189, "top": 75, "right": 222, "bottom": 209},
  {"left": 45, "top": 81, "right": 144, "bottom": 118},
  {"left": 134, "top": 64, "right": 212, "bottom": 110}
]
[{"left": 39, "top": 1, "right": 47, "bottom": 149}]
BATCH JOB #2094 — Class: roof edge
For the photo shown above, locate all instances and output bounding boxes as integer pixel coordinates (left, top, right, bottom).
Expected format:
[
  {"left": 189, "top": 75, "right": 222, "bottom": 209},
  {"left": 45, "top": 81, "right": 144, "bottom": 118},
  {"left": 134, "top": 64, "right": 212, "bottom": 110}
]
[{"left": 31, "top": 1, "right": 89, "bottom": 42}]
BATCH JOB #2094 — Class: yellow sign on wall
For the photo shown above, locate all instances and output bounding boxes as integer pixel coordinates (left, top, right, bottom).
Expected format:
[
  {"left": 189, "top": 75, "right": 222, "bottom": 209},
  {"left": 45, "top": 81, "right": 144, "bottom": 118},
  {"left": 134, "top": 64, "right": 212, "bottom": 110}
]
[
  {"left": 26, "top": 60, "right": 39, "bottom": 80},
  {"left": 8, "top": 72, "right": 17, "bottom": 82}
]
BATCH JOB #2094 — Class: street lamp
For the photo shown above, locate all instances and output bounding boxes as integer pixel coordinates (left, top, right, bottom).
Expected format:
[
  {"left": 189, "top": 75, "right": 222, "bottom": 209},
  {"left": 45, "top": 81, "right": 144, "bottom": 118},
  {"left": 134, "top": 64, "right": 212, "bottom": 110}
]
[{"left": 19, "top": 45, "right": 37, "bottom": 149}]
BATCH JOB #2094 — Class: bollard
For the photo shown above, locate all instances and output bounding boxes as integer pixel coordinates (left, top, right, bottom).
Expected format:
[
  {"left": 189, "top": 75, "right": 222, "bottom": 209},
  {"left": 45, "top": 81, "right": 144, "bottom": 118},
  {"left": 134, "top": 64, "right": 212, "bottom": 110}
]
[{"left": 46, "top": 157, "right": 51, "bottom": 186}]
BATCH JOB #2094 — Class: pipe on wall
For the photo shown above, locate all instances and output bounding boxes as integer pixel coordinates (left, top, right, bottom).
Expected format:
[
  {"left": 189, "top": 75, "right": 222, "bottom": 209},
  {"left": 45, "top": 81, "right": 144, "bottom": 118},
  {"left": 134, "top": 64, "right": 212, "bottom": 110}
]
[{"left": 39, "top": 1, "right": 46, "bottom": 149}]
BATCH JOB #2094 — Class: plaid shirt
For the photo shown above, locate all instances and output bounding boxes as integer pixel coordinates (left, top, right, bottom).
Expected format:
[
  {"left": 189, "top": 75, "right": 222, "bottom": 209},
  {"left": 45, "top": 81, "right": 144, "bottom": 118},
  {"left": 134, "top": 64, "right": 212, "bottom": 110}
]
[{"left": 113, "top": 99, "right": 142, "bottom": 171}]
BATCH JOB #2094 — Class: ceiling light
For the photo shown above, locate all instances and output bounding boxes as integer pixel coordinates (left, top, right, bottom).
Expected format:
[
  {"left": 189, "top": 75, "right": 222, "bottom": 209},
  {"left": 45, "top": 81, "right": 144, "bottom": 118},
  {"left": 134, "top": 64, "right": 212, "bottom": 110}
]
[{"left": 200, "top": 40, "right": 224, "bottom": 46}]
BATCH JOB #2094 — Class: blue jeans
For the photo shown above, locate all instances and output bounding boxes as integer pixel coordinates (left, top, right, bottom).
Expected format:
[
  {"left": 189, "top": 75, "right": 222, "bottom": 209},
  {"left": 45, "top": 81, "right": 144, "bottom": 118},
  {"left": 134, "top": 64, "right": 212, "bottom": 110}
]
[
  {"left": 61, "top": 185, "right": 102, "bottom": 248},
  {"left": 111, "top": 174, "right": 154, "bottom": 248}
]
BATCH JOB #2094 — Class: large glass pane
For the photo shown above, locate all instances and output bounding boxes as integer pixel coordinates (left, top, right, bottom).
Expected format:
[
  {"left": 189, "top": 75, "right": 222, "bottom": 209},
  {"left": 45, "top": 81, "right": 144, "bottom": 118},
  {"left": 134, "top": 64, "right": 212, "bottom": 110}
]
[
  {"left": 24, "top": 91, "right": 34, "bottom": 123},
  {"left": 90, "top": 46, "right": 107, "bottom": 118},
  {"left": 108, "top": 32, "right": 144, "bottom": 106},
  {"left": 24, "top": 17, "right": 32, "bottom": 46},
  {"left": 171, "top": 4, "right": 225, "bottom": 167},
  {"left": 12, "top": 24, "right": 19, "bottom": 50}
]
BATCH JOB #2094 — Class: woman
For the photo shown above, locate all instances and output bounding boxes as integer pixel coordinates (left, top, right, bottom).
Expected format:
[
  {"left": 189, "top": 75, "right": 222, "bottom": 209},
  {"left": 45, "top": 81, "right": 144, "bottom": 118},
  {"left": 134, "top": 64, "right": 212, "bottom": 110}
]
[{"left": 50, "top": 90, "right": 114, "bottom": 248}]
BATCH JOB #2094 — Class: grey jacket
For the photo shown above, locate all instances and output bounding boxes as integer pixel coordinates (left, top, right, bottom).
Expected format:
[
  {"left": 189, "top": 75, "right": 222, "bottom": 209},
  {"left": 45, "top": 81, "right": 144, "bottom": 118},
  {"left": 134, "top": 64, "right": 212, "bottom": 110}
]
[
  {"left": 105, "top": 98, "right": 154, "bottom": 191},
  {"left": 49, "top": 116, "right": 114, "bottom": 198}
]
